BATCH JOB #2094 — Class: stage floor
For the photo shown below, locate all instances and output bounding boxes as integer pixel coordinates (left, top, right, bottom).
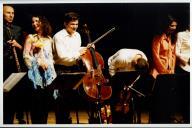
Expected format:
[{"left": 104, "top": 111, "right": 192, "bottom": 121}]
[{"left": 13, "top": 110, "right": 150, "bottom": 124}]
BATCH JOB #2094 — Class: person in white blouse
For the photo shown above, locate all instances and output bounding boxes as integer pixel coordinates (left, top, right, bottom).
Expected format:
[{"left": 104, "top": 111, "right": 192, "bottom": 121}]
[
  {"left": 108, "top": 48, "right": 149, "bottom": 77},
  {"left": 23, "top": 15, "right": 56, "bottom": 124},
  {"left": 176, "top": 27, "right": 190, "bottom": 73},
  {"left": 52, "top": 12, "right": 88, "bottom": 124}
]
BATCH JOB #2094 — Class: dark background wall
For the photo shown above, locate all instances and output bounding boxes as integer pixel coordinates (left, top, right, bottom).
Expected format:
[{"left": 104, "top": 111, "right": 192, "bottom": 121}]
[{"left": 10, "top": 3, "right": 190, "bottom": 68}]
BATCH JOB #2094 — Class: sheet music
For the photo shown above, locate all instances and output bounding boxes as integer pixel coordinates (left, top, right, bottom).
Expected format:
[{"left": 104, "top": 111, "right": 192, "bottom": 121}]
[{"left": 3, "top": 72, "right": 26, "bottom": 92}]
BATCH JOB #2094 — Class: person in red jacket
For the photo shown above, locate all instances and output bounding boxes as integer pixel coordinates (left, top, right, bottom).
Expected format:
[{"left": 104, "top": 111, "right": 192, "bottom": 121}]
[{"left": 151, "top": 15, "right": 177, "bottom": 79}]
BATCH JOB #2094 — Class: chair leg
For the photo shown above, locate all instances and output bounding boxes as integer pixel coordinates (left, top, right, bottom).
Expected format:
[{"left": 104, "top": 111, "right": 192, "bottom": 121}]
[{"left": 75, "top": 108, "right": 79, "bottom": 124}]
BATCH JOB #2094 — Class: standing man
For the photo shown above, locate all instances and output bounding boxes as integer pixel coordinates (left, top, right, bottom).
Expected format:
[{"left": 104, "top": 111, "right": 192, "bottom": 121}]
[
  {"left": 3, "top": 5, "right": 26, "bottom": 124},
  {"left": 52, "top": 12, "right": 87, "bottom": 124}
]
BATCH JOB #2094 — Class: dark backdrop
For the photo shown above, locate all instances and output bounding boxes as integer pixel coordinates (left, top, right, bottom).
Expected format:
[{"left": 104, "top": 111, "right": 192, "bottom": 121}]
[{"left": 11, "top": 3, "right": 190, "bottom": 71}]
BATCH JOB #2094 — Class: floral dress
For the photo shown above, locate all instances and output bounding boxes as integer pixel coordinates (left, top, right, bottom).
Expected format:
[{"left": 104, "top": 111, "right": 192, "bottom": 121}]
[{"left": 23, "top": 34, "right": 56, "bottom": 89}]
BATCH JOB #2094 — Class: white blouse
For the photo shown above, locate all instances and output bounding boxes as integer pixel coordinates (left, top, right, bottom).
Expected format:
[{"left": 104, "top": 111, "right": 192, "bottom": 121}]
[{"left": 176, "top": 30, "right": 190, "bottom": 72}]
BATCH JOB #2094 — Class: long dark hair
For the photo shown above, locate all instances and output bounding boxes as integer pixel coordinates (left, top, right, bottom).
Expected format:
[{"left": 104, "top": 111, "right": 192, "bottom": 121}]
[
  {"left": 155, "top": 14, "right": 177, "bottom": 34},
  {"left": 156, "top": 14, "right": 178, "bottom": 44},
  {"left": 39, "top": 16, "right": 52, "bottom": 37},
  {"left": 32, "top": 15, "right": 52, "bottom": 37}
]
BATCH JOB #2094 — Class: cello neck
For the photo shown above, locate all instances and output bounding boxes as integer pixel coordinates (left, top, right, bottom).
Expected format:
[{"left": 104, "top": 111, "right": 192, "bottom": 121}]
[
  {"left": 83, "top": 24, "right": 99, "bottom": 69},
  {"left": 89, "top": 47, "right": 99, "bottom": 69}
]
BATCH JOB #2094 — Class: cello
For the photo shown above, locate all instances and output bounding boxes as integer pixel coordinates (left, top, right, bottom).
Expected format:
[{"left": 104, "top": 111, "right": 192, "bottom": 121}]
[{"left": 80, "top": 25, "right": 114, "bottom": 102}]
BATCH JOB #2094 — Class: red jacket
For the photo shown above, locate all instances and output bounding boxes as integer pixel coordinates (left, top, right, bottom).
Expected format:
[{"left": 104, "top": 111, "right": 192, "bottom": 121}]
[{"left": 151, "top": 33, "right": 176, "bottom": 78}]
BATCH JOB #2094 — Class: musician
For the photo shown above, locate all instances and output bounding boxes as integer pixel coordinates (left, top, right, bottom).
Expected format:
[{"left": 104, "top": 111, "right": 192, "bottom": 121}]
[
  {"left": 150, "top": 15, "right": 177, "bottom": 79},
  {"left": 108, "top": 48, "right": 149, "bottom": 123},
  {"left": 52, "top": 12, "right": 88, "bottom": 124},
  {"left": 3, "top": 5, "right": 26, "bottom": 124},
  {"left": 23, "top": 15, "right": 57, "bottom": 123},
  {"left": 108, "top": 48, "right": 148, "bottom": 77},
  {"left": 150, "top": 14, "right": 178, "bottom": 123}
]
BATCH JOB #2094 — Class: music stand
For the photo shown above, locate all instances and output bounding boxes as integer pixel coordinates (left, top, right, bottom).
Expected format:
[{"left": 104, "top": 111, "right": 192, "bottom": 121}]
[
  {"left": 53, "top": 72, "right": 86, "bottom": 90},
  {"left": 3, "top": 72, "right": 27, "bottom": 92},
  {"left": 151, "top": 74, "right": 190, "bottom": 123},
  {"left": 3, "top": 72, "right": 30, "bottom": 124},
  {"left": 53, "top": 71, "right": 86, "bottom": 124}
]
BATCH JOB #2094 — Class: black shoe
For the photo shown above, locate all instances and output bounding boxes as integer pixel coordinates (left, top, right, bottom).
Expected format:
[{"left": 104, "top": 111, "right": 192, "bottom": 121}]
[{"left": 18, "top": 119, "right": 26, "bottom": 124}]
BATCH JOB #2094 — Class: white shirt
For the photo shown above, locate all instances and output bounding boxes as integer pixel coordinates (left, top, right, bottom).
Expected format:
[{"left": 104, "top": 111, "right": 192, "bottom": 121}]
[
  {"left": 108, "top": 48, "right": 147, "bottom": 76},
  {"left": 176, "top": 29, "right": 190, "bottom": 72},
  {"left": 53, "top": 29, "right": 84, "bottom": 66}
]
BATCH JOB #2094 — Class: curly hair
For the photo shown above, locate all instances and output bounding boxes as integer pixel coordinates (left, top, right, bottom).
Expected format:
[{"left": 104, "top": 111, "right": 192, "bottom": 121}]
[
  {"left": 39, "top": 16, "right": 52, "bottom": 37},
  {"left": 32, "top": 15, "right": 52, "bottom": 37}
]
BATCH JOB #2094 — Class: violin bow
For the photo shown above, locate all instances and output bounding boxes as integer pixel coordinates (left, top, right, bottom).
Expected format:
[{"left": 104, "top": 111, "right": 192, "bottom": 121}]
[{"left": 87, "top": 27, "right": 115, "bottom": 48}]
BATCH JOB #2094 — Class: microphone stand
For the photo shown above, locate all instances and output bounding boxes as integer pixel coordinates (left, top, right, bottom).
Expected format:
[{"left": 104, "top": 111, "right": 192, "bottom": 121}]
[
  {"left": 121, "top": 75, "right": 145, "bottom": 123},
  {"left": 126, "top": 75, "right": 145, "bottom": 97},
  {"left": 122, "top": 75, "right": 145, "bottom": 98}
]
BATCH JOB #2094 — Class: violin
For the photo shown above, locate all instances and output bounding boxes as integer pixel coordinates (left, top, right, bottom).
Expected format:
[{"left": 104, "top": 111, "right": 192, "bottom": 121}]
[{"left": 80, "top": 24, "right": 113, "bottom": 102}]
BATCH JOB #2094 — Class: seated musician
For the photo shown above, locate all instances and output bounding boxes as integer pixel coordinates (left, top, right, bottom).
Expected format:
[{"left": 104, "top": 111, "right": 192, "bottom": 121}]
[
  {"left": 52, "top": 12, "right": 91, "bottom": 124},
  {"left": 108, "top": 48, "right": 149, "bottom": 123}
]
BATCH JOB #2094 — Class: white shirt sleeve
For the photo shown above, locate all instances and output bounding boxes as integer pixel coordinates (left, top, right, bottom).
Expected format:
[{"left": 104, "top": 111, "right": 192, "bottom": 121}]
[
  {"left": 176, "top": 32, "right": 182, "bottom": 56},
  {"left": 108, "top": 55, "right": 117, "bottom": 76},
  {"left": 176, "top": 31, "right": 190, "bottom": 62}
]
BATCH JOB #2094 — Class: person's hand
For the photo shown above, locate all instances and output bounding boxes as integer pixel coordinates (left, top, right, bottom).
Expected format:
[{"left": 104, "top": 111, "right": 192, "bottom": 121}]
[
  {"left": 7, "top": 39, "right": 22, "bottom": 50},
  {"left": 167, "top": 69, "right": 174, "bottom": 74},
  {"left": 79, "top": 47, "right": 87, "bottom": 56},
  {"left": 87, "top": 43, "right": 95, "bottom": 49},
  {"left": 177, "top": 56, "right": 188, "bottom": 66},
  {"left": 33, "top": 47, "right": 41, "bottom": 54},
  {"left": 39, "top": 63, "right": 48, "bottom": 72},
  {"left": 179, "top": 58, "right": 187, "bottom": 66}
]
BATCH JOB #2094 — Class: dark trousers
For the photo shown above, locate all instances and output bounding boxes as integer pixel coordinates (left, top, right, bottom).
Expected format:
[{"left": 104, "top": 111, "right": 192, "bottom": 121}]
[
  {"left": 55, "top": 89, "right": 73, "bottom": 124},
  {"left": 175, "top": 66, "right": 190, "bottom": 123},
  {"left": 53, "top": 64, "right": 84, "bottom": 124},
  {"left": 30, "top": 86, "right": 53, "bottom": 124}
]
